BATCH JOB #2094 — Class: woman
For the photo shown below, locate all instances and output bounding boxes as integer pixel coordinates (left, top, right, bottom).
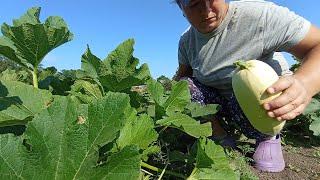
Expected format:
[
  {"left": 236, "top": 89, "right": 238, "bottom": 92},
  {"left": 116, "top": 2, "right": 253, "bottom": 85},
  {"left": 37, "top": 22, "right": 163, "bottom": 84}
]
[{"left": 174, "top": 0, "right": 320, "bottom": 172}]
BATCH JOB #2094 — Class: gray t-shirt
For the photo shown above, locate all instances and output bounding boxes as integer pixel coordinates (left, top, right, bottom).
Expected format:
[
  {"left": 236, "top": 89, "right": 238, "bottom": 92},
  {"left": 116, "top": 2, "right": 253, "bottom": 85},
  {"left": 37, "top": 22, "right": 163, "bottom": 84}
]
[{"left": 178, "top": 0, "right": 311, "bottom": 96}]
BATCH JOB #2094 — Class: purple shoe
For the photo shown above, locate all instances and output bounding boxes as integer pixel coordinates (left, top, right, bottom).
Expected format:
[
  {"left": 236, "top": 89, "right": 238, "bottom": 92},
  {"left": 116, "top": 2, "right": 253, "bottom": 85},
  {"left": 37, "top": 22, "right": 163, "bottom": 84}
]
[{"left": 253, "top": 135, "right": 285, "bottom": 172}]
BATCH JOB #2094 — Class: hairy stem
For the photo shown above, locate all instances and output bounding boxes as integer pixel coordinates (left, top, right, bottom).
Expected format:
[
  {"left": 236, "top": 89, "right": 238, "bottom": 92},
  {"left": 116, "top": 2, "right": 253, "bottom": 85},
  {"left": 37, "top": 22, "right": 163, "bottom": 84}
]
[{"left": 32, "top": 68, "right": 38, "bottom": 88}]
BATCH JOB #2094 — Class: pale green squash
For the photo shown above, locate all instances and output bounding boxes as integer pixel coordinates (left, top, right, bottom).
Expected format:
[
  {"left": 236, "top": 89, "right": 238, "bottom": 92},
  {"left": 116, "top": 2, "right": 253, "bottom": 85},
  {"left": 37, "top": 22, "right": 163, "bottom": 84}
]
[{"left": 232, "top": 60, "right": 286, "bottom": 136}]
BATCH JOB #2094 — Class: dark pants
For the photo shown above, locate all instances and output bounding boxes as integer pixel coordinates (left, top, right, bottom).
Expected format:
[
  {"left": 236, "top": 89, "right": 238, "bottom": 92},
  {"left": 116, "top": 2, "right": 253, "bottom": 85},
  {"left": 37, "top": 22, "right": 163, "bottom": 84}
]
[{"left": 182, "top": 77, "right": 270, "bottom": 140}]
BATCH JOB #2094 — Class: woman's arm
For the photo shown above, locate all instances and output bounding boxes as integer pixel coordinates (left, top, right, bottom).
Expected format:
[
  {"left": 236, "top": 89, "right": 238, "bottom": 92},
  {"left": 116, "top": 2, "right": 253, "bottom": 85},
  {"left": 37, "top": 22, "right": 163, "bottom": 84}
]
[
  {"left": 290, "top": 25, "right": 320, "bottom": 95},
  {"left": 263, "top": 25, "right": 320, "bottom": 121}
]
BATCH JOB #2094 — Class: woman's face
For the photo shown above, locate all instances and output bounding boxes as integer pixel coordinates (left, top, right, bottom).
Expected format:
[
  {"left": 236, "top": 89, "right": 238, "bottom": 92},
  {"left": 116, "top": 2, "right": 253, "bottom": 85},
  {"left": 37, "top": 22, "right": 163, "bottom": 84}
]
[{"left": 182, "top": 0, "right": 228, "bottom": 33}]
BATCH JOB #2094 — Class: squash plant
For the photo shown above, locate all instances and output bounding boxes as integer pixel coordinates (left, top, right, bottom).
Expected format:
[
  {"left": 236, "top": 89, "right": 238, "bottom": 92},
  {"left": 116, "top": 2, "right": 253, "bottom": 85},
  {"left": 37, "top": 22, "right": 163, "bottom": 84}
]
[{"left": 0, "top": 7, "right": 239, "bottom": 180}]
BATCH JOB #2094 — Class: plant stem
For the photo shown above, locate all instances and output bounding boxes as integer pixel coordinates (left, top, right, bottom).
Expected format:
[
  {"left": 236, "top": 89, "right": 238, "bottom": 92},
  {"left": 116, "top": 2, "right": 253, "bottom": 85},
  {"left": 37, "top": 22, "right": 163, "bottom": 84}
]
[
  {"left": 157, "top": 164, "right": 167, "bottom": 180},
  {"left": 158, "top": 126, "right": 168, "bottom": 134},
  {"left": 234, "top": 60, "right": 249, "bottom": 70},
  {"left": 32, "top": 68, "right": 38, "bottom": 88},
  {"left": 141, "top": 161, "right": 186, "bottom": 179}
]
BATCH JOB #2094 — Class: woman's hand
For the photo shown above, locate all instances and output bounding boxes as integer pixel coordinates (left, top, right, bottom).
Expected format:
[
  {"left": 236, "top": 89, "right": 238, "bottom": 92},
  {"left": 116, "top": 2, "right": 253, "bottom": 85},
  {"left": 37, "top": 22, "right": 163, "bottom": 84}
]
[{"left": 263, "top": 75, "right": 312, "bottom": 121}]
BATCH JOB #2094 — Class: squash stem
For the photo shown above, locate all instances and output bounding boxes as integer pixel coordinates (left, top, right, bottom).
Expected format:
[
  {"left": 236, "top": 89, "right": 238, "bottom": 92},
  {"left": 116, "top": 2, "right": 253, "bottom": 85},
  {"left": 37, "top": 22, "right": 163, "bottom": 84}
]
[
  {"left": 234, "top": 60, "right": 249, "bottom": 70},
  {"left": 31, "top": 68, "right": 38, "bottom": 88},
  {"left": 141, "top": 161, "right": 186, "bottom": 179}
]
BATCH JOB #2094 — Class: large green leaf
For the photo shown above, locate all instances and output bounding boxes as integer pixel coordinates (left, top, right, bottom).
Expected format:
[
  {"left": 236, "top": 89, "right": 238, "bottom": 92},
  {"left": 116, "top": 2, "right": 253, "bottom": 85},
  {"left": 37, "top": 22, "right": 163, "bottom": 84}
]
[
  {"left": 0, "top": 69, "right": 18, "bottom": 81},
  {"left": 81, "top": 46, "right": 101, "bottom": 79},
  {"left": 12, "top": 7, "right": 40, "bottom": 26},
  {"left": 0, "top": 37, "right": 26, "bottom": 67},
  {"left": 0, "top": 93, "right": 141, "bottom": 179},
  {"left": 186, "top": 102, "right": 219, "bottom": 118},
  {"left": 77, "top": 39, "right": 151, "bottom": 93},
  {"left": 71, "top": 80, "right": 103, "bottom": 99},
  {"left": 147, "top": 79, "right": 165, "bottom": 105},
  {"left": 103, "top": 39, "right": 138, "bottom": 79},
  {"left": 163, "top": 81, "right": 191, "bottom": 114},
  {"left": 0, "top": 80, "right": 52, "bottom": 126},
  {"left": 99, "top": 39, "right": 151, "bottom": 92},
  {"left": 0, "top": 7, "right": 73, "bottom": 70},
  {"left": 188, "top": 138, "right": 239, "bottom": 180},
  {"left": 146, "top": 79, "right": 167, "bottom": 119},
  {"left": 156, "top": 112, "right": 212, "bottom": 138},
  {"left": 117, "top": 113, "right": 158, "bottom": 150},
  {"left": 147, "top": 80, "right": 191, "bottom": 119},
  {"left": 0, "top": 69, "right": 30, "bottom": 83}
]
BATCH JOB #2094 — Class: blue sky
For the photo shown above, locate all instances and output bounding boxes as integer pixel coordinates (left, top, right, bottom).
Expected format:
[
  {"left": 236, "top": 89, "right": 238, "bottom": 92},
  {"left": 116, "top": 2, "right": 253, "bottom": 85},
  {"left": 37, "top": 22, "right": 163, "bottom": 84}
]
[{"left": 0, "top": 0, "right": 319, "bottom": 78}]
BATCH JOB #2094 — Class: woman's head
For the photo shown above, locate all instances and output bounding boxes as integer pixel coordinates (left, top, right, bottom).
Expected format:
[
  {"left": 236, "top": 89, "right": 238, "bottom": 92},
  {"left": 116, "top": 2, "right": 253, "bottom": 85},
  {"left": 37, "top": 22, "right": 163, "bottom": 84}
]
[{"left": 176, "top": 0, "right": 228, "bottom": 34}]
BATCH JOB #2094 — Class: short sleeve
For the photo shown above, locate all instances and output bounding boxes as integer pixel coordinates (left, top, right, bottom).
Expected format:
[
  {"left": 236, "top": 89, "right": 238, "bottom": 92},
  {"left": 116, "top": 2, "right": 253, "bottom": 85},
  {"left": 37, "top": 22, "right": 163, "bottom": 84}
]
[
  {"left": 178, "top": 37, "right": 189, "bottom": 65},
  {"left": 263, "top": 3, "right": 311, "bottom": 53}
]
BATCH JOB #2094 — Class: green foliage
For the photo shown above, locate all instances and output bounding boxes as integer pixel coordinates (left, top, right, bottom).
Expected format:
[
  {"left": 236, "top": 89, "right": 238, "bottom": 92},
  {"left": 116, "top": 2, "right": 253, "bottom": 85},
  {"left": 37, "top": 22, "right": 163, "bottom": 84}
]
[
  {"left": 146, "top": 79, "right": 218, "bottom": 138},
  {"left": 156, "top": 113, "right": 212, "bottom": 138},
  {"left": 38, "top": 67, "right": 76, "bottom": 95},
  {"left": 157, "top": 75, "right": 172, "bottom": 91},
  {"left": 305, "top": 99, "right": 320, "bottom": 136},
  {"left": 0, "top": 69, "right": 31, "bottom": 84},
  {"left": 117, "top": 113, "right": 159, "bottom": 150},
  {"left": 0, "top": 7, "right": 73, "bottom": 88},
  {"left": 286, "top": 95, "right": 320, "bottom": 137},
  {"left": 163, "top": 81, "right": 191, "bottom": 115},
  {"left": 186, "top": 102, "right": 220, "bottom": 118},
  {"left": 188, "top": 138, "right": 238, "bottom": 179},
  {"left": 81, "top": 45, "right": 101, "bottom": 79},
  {"left": 0, "top": 80, "right": 52, "bottom": 127},
  {"left": 283, "top": 58, "right": 320, "bottom": 138},
  {"left": 0, "top": 8, "right": 239, "bottom": 179},
  {"left": 310, "top": 115, "right": 320, "bottom": 136},
  {"left": 303, "top": 98, "right": 320, "bottom": 115},
  {"left": 77, "top": 40, "right": 151, "bottom": 93},
  {"left": 147, "top": 79, "right": 191, "bottom": 118},
  {"left": 101, "top": 39, "right": 150, "bottom": 89},
  {"left": 70, "top": 40, "right": 152, "bottom": 105},
  {"left": 70, "top": 79, "right": 103, "bottom": 103},
  {"left": 0, "top": 95, "right": 142, "bottom": 179},
  {"left": 226, "top": 149, "right": 258, "bottom": 180},
  {"left": 0, "top": 55, "right": 20, "bottom": 72}
]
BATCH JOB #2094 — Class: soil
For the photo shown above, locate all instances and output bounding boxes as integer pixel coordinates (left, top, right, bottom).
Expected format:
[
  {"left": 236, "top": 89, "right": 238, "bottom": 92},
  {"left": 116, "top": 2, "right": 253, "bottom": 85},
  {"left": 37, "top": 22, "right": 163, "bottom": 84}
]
[{"left": 251, "top": 144, "right": 320, "bottom": 180}]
